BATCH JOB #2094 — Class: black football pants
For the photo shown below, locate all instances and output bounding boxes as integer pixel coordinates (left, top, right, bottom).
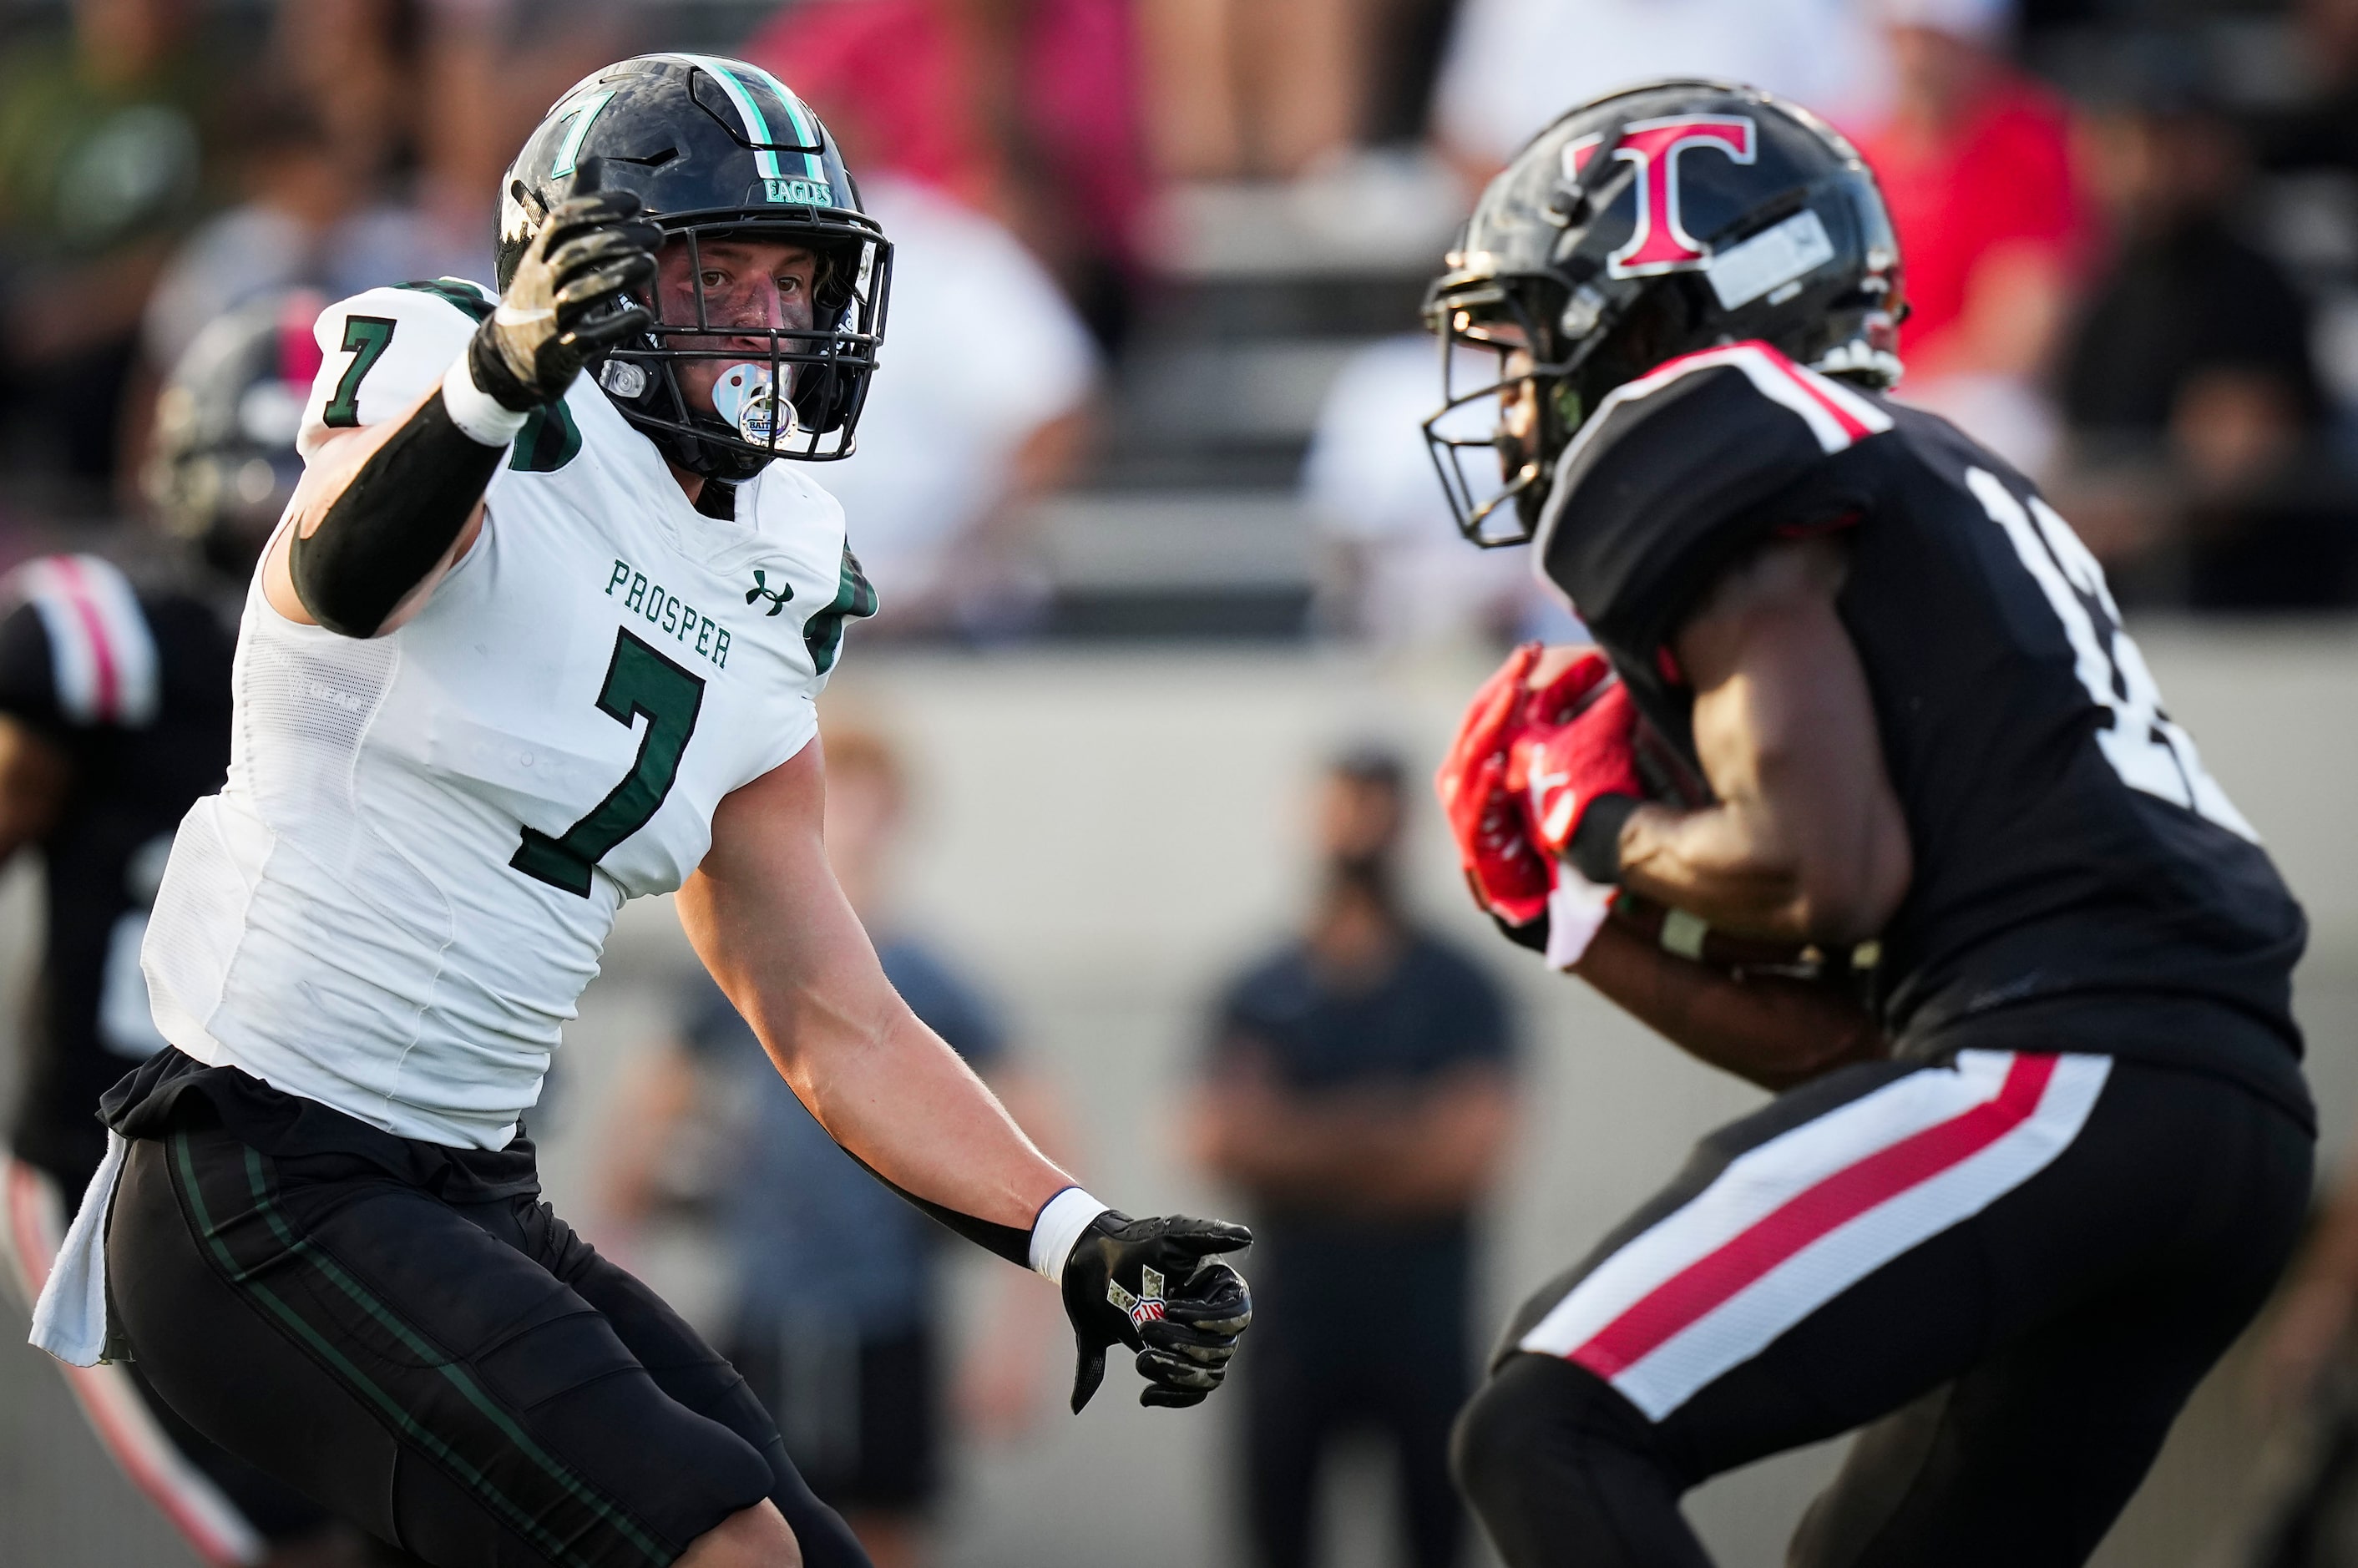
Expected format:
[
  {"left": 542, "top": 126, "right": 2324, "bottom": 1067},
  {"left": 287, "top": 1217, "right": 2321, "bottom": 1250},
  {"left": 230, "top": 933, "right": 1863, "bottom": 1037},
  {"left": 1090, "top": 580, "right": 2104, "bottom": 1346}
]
[
  {"left": 1450, "top": 1050, "right": 2311, "bottom": 1568},
  {"left": 107, "top": 1115, "right": 870, "bottom": 1568}
]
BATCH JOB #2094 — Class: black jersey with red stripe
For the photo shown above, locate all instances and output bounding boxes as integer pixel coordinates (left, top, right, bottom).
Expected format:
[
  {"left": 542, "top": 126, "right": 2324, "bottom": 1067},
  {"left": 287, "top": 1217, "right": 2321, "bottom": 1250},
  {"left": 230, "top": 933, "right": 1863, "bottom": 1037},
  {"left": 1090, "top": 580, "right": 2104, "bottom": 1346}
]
[
  {"left": 1534, "top": 343, "right": 2308, "bottom": 1118},
  {"left": 0, "top": 556, "right": 233, "bottom": 1188}
]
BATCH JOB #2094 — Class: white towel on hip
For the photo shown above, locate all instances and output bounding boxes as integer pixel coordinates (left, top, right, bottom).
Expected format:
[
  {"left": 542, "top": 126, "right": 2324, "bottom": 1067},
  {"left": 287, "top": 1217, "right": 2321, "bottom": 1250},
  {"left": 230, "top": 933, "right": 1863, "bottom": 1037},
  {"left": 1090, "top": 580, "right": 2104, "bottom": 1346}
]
[{"left": 29, "top": 1130, "right": 127, "bottom": 1367}]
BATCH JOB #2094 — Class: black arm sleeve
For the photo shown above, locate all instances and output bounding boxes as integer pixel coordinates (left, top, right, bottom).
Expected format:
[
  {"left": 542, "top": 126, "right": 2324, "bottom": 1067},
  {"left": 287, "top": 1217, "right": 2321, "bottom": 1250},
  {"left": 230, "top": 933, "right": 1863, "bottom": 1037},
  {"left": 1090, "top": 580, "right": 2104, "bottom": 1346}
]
[
  {"left": 290, "top": 391, "right": 505, "bottom": 638},
  {"left": 845, "top": 1148, "right": 1036, "bottom": 1268}
]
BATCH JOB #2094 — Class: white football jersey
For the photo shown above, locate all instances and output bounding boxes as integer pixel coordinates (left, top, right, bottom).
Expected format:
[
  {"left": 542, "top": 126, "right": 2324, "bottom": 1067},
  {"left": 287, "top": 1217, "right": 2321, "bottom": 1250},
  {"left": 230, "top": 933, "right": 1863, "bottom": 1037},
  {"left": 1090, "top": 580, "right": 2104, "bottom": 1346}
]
[{"left": 142, "top": 281, "right": 873, "bottom": 1148}]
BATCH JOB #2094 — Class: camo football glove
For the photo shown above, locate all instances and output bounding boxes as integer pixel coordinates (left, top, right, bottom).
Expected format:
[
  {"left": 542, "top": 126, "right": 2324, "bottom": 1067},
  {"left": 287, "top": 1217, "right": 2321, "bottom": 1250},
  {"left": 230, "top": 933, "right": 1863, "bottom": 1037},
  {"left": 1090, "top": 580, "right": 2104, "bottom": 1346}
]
[
  {"left": 469, "top": 158, "right": 660, "bottom": 412},
  {"left": 1059, "top": 1212, "right": 1252, "bottom": 1412}
]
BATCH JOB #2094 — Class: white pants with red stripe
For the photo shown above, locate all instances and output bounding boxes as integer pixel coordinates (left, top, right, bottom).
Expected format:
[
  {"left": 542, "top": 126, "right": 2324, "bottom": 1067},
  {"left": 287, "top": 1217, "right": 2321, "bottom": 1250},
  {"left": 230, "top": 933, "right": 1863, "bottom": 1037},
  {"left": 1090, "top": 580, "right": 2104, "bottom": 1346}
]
[{"left": 1458, "top": 1047, "right": 2312, "bottom": 1568}]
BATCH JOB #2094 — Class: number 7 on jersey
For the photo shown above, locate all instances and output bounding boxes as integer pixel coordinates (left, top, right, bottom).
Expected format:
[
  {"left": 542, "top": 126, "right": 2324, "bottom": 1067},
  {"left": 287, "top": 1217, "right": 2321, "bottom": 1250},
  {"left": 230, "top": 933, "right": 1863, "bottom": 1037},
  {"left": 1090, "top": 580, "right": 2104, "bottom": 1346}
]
[{"left": 512, "top": 629, "right": 705, "bottom": 896}]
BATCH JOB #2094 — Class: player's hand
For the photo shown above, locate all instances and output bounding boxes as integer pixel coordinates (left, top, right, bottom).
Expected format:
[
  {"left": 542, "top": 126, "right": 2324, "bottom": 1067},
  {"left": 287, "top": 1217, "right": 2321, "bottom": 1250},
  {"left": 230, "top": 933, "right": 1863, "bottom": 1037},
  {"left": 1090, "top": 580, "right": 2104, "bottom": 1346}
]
[
  {"left": 1514, "top": 649, "right": 1644, "bottom": 873},
  {"left": 1437, "top": 642, "right": 1556, "bottom": 931},
  {"left": 472, "top": 158, "right": 659, "bottom": 412},
  {"left": 1059, "top": 1212, "right": 1252, "bottom": 1412}
]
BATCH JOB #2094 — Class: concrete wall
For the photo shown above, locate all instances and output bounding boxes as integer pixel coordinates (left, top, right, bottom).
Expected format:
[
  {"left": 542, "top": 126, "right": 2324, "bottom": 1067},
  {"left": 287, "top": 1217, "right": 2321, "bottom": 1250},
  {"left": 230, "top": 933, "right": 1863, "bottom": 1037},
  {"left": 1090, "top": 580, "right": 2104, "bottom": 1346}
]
[{"left": 8, "top": 621, "right": 2358, "bottom": 1566}]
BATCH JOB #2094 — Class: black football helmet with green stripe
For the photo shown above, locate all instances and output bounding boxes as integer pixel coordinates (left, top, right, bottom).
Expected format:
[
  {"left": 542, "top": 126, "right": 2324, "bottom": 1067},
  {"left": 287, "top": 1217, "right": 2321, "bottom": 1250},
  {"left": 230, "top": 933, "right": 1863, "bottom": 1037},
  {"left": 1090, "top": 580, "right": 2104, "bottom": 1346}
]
[{"left": 498, "top": 53, "right": 892, "bottom": 479}]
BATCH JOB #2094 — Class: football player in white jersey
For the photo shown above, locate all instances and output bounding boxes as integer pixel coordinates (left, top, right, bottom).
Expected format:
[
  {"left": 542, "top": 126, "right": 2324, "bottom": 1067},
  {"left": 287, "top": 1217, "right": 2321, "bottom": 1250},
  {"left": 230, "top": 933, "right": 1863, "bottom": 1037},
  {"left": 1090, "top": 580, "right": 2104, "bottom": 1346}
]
[{"left": 31, "top": 56, "right": 1252, "bottom": 1568}]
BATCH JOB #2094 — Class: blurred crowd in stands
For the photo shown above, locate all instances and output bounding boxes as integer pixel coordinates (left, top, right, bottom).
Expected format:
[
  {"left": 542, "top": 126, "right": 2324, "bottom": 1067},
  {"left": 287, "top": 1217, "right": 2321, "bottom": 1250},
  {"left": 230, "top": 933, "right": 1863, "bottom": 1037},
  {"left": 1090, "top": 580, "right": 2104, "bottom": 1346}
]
[{"left": 5, "top": 0, "right": 2358, "bottom": 631}]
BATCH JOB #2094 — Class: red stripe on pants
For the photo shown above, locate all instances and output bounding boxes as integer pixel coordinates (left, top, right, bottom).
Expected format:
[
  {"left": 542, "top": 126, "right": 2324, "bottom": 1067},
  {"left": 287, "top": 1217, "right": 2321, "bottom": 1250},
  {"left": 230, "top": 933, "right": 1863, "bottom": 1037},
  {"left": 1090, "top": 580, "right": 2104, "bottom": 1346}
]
[{"left": 1571, "top": 1054, "right": 2060, "bottom": 1379}]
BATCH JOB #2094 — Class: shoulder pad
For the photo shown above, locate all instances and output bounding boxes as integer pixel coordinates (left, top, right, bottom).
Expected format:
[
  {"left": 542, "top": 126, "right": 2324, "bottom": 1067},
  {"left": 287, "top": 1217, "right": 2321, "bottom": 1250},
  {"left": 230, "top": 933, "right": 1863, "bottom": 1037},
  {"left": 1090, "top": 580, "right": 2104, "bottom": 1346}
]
[
  {"left": 388, "top": 277, "right": 498, "bottom": 323},
  {"left": 1, "top": 554, "right": 159, "bottom": 726},
  {"left": 299, "top": 282, "right": 496, "bottom": 458},
  {"left": 1536, "top": 342, "right": 1893, "bottom": 649}
]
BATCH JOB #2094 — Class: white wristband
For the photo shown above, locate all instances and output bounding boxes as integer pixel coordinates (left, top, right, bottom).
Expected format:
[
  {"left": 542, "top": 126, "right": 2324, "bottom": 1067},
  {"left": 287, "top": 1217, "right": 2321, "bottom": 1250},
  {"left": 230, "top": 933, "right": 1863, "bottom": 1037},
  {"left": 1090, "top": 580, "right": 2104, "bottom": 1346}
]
[
  {"left": 1543, "top": 863, "right": 1618, "bottom": 971},
  {"left": 439, "top": 351, "right": 531, "bottom": 448},
  {"left": 1030, "top": 1186, "right": 1111, "bottom": 1285}
]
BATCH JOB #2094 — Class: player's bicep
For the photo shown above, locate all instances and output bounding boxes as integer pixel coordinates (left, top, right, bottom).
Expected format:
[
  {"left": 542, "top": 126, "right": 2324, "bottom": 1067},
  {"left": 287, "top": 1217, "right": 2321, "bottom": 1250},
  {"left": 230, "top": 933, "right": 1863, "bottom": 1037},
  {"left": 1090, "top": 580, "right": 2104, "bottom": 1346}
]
[
  {"left": 1672, "top": 535, "right": 1910, "bottom": 939},
  {"left": 683, "top": 738, "right": 888, "bottom": 1076},
  {"left": 263, "top": 402, "right": 487, "bottom": 631}
]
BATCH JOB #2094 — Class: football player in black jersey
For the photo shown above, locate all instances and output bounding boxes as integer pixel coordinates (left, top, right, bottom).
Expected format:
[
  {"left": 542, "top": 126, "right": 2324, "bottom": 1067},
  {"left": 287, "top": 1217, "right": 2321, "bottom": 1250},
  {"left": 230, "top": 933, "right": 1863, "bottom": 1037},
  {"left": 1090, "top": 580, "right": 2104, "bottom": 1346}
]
[
  {"left": 1, "top": 291, "right": 358, "bottom": 1566},
  {"left": 1424, "top": 83, "right": 2314, "bottom": 1567}
]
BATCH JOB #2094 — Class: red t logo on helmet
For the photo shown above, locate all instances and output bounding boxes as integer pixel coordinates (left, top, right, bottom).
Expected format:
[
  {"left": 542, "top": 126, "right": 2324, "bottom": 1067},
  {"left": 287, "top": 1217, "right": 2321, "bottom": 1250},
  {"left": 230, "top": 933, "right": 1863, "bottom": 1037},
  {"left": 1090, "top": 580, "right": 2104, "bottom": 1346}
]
[{"left": 1564, "top": 115, "right": 1758, "bottom": 278}]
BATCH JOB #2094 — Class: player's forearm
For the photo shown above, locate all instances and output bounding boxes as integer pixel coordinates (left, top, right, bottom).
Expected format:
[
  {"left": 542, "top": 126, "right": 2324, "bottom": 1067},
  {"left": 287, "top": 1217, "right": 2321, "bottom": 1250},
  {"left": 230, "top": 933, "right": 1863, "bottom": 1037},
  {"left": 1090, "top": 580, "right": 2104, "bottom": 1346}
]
[
  {"left": 282, "top": 357, "right": 527, "bottom": 637},
  {"left": 795, "top": 995, "right": 1077, "bottom": 1237},
  {"left": 683, "top": 862, "right": 1074, "bottom": 1240},
  {"left": 1616, "top": 800, "right": 1818, "bottom": 941},
  {"left": 691, "top": 750, "right": 1092, "bottom": 1268},
  {"left": 1617, "top": 782, "right": 1906, "bottom": 948},
  {"left": 1572, "top": 918, "right": 1885, "bottom": 1090}
]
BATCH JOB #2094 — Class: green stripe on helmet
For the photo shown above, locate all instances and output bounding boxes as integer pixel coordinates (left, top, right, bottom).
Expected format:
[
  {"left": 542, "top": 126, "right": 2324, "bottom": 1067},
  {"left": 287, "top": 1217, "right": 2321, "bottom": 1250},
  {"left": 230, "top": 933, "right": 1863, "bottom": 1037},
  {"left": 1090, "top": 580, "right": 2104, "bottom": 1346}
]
[
  {"left": 732, "top": 61, "right": 831, "bottom": 187},
  {"left": 676, "top": 53, "right": 832, "bottom": 207}
]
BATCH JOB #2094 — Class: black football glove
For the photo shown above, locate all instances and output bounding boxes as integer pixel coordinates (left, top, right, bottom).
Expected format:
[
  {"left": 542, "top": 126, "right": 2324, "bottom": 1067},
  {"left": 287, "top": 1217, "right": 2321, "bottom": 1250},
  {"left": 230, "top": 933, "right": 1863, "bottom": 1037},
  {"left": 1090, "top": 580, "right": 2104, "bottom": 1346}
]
[
  {"left": 1060, "top": 1212, "right": 1252, "bottom": 1412},
  {"left": 470, "top": 158, "right": 659, "bottom": 412}
]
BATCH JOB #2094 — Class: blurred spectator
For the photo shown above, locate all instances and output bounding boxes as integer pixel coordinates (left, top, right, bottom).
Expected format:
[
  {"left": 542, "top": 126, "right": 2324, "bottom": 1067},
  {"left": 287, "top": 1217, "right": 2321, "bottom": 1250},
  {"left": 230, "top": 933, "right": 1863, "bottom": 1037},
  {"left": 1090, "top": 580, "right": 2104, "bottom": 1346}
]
[
  {"left": 810, "top": 173, "right": 1097, "bottom": 639},
  {"left": 1432, "top": 0, "right": 1890, "bottom": 182},
  {"left": 2255, "top": 0, "right": 2358, "bottom": 178},
  {"left": 134, "top": 0, "right": 621, "bottom": 490},
  {"left": 1137, "top": 0, "right": 1457, "bottom": 178},
  {"left": 2057, "top": 81, "right": 2357, "bottom": 609},
  {"left": 1855, "top": 0, "right": 2088, "bottom": 476},
  {"left": 140, "top": 89, "right": 427, "bottom": 374},
  {"left": 0, "top": 0, "right": 215, "bottom": 494},
  {"left": 1185, "top": 748, "right": 1516, "bottom": 1568},
  {"left": 271, "top": 0, "right": 426, "bottom": 191},
  {"left": 602, "top": 721, "right": 1064, "bottom": 1568},
  {"left": 387, "top": 0, "right": 636, "bottom": 290},
  {"left": 746, "top": 0, "right": 1148, "bottom": 346},
  {"left": 1304, "top": 334, "right": 1576, "bottom": 650}
]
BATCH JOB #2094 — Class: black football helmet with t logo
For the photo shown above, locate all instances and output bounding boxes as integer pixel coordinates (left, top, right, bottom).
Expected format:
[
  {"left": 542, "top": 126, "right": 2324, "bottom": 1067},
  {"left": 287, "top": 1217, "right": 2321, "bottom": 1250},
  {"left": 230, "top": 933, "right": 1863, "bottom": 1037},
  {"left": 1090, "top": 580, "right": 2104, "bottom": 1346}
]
[
  {"left": 1424, "top": 80, "right": 1905, "bottom": 545},
  {"left": 498, "top": 53, "right": 893, "bottom": 479}
]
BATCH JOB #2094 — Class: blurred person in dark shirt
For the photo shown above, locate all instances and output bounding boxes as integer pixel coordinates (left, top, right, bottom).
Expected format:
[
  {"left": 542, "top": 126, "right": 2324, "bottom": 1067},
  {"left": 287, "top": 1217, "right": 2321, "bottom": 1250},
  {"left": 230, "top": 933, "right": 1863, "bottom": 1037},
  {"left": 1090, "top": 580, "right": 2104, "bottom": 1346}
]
[
  {"left": 603, "top": 721, "right": 1065, "bottom": 1568},
  {"left": 1855, "top": 0, "right": 2088, "bottom": 475},
  {"left": 1186, "top": 747, "right": 1516, "bottom": 1568},
  {"left": 2059, "top": 80, "right": 2357, "bottom": 609},
  {"left": 0, "top": 0, "right": 216, "bottom": 493}
]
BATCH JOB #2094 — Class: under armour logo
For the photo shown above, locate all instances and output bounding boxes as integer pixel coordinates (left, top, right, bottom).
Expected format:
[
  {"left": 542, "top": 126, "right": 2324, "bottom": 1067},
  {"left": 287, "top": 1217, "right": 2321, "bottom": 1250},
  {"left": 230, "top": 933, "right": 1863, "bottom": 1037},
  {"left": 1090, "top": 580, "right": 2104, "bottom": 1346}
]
[
  {"left": 746, "top": 569, "right": 793, "bottom": 616},
  {"left": 1107, "top": 1266, "right": 1167, "bottom": 1328},
  {"left": 1563, "top": 114, "right": 1758, "bottom": 278}
]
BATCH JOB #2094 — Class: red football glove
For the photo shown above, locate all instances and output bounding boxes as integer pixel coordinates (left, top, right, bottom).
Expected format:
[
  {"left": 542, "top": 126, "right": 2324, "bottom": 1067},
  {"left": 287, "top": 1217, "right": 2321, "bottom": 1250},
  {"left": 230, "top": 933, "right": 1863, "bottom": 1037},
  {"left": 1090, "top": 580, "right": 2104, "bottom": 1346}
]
[
  {"left": 1513, "top": 650, "right": 1644, "bottom": 862},
  {"left": 1435, "top": 643, "right": 1553, "bottom": 928}
]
